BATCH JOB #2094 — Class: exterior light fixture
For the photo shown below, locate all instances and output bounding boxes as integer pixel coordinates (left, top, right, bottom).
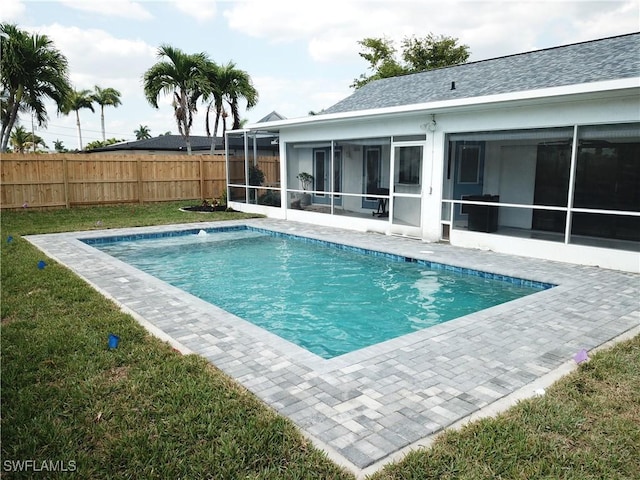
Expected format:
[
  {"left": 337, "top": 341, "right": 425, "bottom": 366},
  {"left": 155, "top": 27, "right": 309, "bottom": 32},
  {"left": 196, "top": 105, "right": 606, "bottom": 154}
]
[{"left": 427, "top": 114, "right": 437, "bottom": 132}]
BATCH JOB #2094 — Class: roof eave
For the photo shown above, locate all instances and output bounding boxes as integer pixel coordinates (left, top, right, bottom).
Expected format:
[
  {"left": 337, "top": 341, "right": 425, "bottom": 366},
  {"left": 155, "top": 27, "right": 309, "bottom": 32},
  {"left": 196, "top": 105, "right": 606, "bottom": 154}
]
[{"left": 237, "top": 77, "right": 639, "bottom": 133}]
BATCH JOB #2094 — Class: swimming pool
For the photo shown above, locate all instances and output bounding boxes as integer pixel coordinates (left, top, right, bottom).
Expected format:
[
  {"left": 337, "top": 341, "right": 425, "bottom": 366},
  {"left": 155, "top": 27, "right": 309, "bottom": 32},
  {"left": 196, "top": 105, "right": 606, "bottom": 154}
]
[{"left": 86, "top": 227, "right": 550, "bottom": 359}]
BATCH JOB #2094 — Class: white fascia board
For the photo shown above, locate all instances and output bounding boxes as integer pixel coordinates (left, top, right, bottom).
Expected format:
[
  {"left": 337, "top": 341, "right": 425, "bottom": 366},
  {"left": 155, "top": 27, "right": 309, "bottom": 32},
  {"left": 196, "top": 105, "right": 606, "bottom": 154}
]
[{"left": 235, "top": 77, "right": 639, "bottom": 134}]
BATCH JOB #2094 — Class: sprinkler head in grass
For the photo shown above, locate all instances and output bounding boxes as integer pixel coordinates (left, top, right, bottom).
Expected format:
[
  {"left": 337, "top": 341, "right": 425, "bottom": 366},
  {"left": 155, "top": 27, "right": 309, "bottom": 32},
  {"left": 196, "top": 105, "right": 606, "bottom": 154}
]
[
  {"left": 37, "top": 260, "right": 47, "bottom": 269},
  {"left": 573, "top": 349, "right": 589, "bottom": 364},
  {"left": 96, "top": 220, "right": 103, "bottom": 227}
]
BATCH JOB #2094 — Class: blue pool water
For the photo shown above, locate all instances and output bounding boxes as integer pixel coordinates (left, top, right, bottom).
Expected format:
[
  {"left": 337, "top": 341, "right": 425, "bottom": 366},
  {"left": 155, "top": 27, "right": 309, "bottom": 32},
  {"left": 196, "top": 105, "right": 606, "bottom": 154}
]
[{"left": 88, "top": 227, "right": 549, "bottom": 359}]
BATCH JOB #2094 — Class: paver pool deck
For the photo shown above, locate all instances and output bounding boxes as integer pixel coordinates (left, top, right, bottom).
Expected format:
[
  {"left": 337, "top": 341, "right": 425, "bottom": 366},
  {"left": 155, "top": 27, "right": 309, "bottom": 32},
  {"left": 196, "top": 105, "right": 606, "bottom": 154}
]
[{"left": 26, "top": 218, "right": 640, "bottom": 477}]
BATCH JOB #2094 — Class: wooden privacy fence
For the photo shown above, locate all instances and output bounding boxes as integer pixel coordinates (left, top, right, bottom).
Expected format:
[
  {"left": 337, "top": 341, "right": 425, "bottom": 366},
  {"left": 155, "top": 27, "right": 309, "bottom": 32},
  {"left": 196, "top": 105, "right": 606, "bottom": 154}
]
[{"left": 0, "top": 153, "right": 280, "bottom": 210}]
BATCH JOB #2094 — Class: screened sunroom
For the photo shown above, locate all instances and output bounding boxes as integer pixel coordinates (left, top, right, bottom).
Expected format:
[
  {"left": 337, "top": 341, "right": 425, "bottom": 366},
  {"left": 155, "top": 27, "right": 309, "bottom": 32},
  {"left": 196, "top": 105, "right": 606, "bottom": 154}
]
[
  {"left": 228, "top": 131, "right": 433, "bottom": 228},
  {"left": 226, "top": 130, "right": 281, "bottom": 207},
  {"left": 442, "top": 122, "right": 640, "bottom": 251}
]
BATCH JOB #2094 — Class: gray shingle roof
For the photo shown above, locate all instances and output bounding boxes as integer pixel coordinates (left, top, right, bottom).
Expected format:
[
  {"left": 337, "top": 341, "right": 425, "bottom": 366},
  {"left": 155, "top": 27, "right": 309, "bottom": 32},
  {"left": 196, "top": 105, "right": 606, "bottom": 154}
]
[
  {"left": 86, "top": 134, "right": 276, "bottom": 153},
  {"left": 257, "top": 110, "right": 287, "bottom": 122},
  {"left": 323, "top": 33, "right": 640, "bottom": 115},
  {"left": 104, "top": 135, "right": 217, "bottom": 151}
]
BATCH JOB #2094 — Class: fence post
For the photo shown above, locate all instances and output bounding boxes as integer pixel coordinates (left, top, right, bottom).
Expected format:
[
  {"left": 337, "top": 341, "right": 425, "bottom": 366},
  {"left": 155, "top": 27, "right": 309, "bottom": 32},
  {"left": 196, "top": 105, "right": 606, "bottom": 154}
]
[
  {"left": 200, "top": 155, "right": 205, "bottom": 201},
  {"left": 62, "top": 155, "right": 70, "bottom": 208},
  {"left": 137, "top": 157, "right": 143, "bottom": 204}
]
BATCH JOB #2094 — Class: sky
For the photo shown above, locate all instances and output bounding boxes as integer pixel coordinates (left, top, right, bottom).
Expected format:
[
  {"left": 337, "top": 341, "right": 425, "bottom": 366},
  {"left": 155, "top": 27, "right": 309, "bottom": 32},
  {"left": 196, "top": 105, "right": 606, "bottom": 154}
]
[{"left": 2, "top": 0, "right": 639, "bottom": 151}]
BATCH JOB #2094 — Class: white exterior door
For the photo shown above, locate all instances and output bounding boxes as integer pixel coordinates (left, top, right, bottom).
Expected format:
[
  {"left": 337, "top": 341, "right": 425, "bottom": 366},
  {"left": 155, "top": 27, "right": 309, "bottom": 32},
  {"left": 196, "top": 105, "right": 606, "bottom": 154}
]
[{"left": 390, "top": 143, "right": 424, "bottom": 237}]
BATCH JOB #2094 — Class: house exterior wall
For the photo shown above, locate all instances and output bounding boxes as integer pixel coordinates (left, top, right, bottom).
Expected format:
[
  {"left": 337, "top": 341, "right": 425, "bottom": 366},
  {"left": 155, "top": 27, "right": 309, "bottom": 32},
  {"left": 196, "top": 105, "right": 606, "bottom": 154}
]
[{"left": 229, "top": 87, "right": 639, "bottom": 272}]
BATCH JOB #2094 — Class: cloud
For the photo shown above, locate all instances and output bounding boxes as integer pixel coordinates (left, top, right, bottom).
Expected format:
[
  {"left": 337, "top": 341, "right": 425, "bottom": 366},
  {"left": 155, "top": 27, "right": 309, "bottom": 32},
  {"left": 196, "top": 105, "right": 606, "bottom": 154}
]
[
  {"left": 568, "top": 1, "right": 639, "bottom": 42},
  {"left": 0, "top": 0, "right": 26, "bottom": 22},
  {"left": 35, "top": 23, "right": 157, "bottom": 87},
  {"left": 170, "top": 0, "right": 217, "bottom": 22},
  {"left": 25, "top": 23, "right": 160, "bottom": 145},
  {"left": 58, "top": 0, "right": 154, "bottom": 20},
  {"left": 223, "top": 0, "right": 639, "bottom": 65},
  {"left": 250, "top": 74, "right": 351, "bottom": 120},
  {"left": 224, "top": 1, "right": 337, "bottom": 42}
]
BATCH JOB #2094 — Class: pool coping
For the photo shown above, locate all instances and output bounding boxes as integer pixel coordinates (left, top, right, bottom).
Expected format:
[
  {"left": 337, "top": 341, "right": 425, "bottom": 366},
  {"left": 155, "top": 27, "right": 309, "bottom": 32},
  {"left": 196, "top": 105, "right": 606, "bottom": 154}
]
[{"left": 25, "top": 218, "right": 640, "bottom": 477}]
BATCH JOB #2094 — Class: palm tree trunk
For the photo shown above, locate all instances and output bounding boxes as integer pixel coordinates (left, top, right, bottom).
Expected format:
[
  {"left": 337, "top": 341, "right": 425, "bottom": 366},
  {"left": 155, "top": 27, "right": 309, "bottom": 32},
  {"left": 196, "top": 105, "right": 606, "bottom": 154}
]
[
  {"left": 100, "top": 106, "right": 106, "bottom": 142},
  {"left": 75, "top": 110, "right": 83, "bottom": 150},
  {"left": 205, "top": 103, "right": 216, "bottom": 154},
  {"left": 213, "top": 111, "right": 221, "bottom": 149},
  {"left": 222, "top": 116, "right": 227, "bottom": 147},
  {"left": 229, "top": 98, "right": 241, "bottom": 130},
  {"left": 1, "top": 95, "right": 21, "bottom": 152}
]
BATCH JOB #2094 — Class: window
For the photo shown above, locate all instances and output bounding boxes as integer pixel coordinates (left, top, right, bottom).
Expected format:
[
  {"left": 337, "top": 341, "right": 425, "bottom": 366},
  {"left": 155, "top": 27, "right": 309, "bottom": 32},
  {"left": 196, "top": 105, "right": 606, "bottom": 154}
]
[
  {"left": 458, "top": 145, "right": 481, "bottom": 183},
  {"left": 365, "top": 147, "right": 382, "bottom": 199},
  {"left": 314, "top": 149, "right": 326, "bottom": 194},
  {"left": 397, "top": 146, "right": 422, "bottom": 184}
]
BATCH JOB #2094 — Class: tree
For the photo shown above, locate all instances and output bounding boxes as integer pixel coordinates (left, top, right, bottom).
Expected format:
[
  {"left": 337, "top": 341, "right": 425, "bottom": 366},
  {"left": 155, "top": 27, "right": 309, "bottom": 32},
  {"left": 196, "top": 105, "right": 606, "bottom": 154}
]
[
  {"left": 222, "top": 64, "right": 258, "bottom": 131},
  {"left": 9, "top": 125, "right": 31, "bottom": 153},
  {"left": 9, "top": 125, "right": 47, "bottom": 153},
  {"left": 402, "top": 34, "right": 470, "bottom": 71},
  {"left": 352, "top": 36, "right": 405, "bottom": 89},
  {"left": 351, "top": 33, "right": 470, "bottom": 89},
  {"left": 134, "top": 124, "right": 151, "bottom": 140},
  {"left": 201, "top": 61, "right": 258, "bottom": 150},
  {"left": 0, "top": 23, "right": 72, "bottom": 152},
  {"left": 61, "top": 89, "right": 94, "bottom": 150},
  {"left": 92, "top": 85, "right": 121, "bottom": 141},
  {"left": 143, "top": 44, "right": 210, "bottom": 155},
  {"left": 53, "top": 139, "right": 67, "bottom": 152},
  {"left": 85, "top": 137, "right": 125, "bottom": 150}
]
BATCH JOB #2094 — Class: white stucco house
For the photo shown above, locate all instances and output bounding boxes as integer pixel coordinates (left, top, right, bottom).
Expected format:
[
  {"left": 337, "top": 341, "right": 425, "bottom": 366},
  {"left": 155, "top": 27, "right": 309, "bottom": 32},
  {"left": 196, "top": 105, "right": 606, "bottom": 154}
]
[{"left": 225, "top": 33, "right": 640, "bottom": 273}]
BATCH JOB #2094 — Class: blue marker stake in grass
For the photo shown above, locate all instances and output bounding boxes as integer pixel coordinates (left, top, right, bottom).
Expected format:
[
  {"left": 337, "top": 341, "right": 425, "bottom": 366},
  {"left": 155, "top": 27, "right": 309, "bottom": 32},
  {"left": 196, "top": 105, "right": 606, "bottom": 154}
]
[
  {"left": 7, "top": 236, "right": 13, "bottom": 243},
  {"left": 37, "top": 260, "right": 47, "bottom": 269},
  {"left": 108, "top": 333, "right": 120, "bottom": 349}
]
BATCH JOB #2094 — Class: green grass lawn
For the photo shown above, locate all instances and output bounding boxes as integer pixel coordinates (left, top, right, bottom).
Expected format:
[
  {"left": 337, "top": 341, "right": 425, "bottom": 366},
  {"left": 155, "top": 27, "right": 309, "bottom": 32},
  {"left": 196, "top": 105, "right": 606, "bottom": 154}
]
[{"left": 2, "top": 202, "right": 638, "bottom": 479}]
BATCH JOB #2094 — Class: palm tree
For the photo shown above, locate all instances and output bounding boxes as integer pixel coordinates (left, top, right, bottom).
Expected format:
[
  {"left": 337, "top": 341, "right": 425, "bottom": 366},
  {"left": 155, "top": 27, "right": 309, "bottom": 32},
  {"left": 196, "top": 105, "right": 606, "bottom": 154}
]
[
  {"left": 61, "top": 89, "right": 94, "bottom": 150},
  {"left": 134, "top": 124, "right": 151, "bottom": 140},
  {"left": 0, "top": 23, "right": 72, "bottom": 152},
  {"left": 223, "top": 64, "right": 258, "bottom": 131},
  {"left": 53, "top": 139, "right": 67, "bottom": 152},
  {"left": 92, "top": 85, "right": 121, "bottom": 141},
  {"left": 9, "top": 125, "right": 46, "bottom": 153},
  {"left": 143, "top": 44, "right": 210, "bottom": 155},
  {"left": 9, "top": 125, "right": 31, "bottom": 153},
  {"left": 202, "top": 61, "right": 258, "bottom": 149},
  {"left": 201, "top": 60, "right": 223, "bottom": 151}
]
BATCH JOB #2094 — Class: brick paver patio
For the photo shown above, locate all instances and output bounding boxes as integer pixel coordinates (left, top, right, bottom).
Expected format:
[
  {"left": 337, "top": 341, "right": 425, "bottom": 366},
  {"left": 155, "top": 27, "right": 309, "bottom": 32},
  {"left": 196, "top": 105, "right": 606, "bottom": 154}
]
[{"left": 26, "top": 218, "right": 640, "bottom": 476}]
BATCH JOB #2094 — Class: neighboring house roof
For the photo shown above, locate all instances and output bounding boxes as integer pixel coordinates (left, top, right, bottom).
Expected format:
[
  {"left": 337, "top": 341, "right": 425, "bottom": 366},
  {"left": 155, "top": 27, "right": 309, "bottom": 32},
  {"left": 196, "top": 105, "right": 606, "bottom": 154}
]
[
  {"left": 88, "top": 111, "right": 286, "bottom": 153},
  {"left": 323, "top": 32, "right": 640, "bottom": 115},
  {"left": 86, "top": 134, "right": 278, "bottom": 153},
  {"left": 88, "top": 135, "right": 218, "bottom": 152},
  {"left": 257, "top": 111, "right": 287, "bottom": 123}
]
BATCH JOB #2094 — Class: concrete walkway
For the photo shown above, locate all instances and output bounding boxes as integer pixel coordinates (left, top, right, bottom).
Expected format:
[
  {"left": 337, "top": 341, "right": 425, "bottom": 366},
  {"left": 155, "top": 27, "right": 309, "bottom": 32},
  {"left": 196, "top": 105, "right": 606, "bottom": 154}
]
[{"left": 26, "top": 218, "right": 640, "bottom": 477}]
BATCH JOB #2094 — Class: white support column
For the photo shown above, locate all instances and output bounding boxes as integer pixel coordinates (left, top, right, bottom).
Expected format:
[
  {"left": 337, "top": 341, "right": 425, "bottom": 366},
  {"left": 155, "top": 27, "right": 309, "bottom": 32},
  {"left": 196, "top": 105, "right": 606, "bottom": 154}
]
[
  {"left": 564, "top": 125, "right": 579, "bottom": 244},
  {"left": 330, "top": 140, "right": 335, "bottom": 215},
  {"left": 244, "top": 131, "right": 249, "bottom": 203}
]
